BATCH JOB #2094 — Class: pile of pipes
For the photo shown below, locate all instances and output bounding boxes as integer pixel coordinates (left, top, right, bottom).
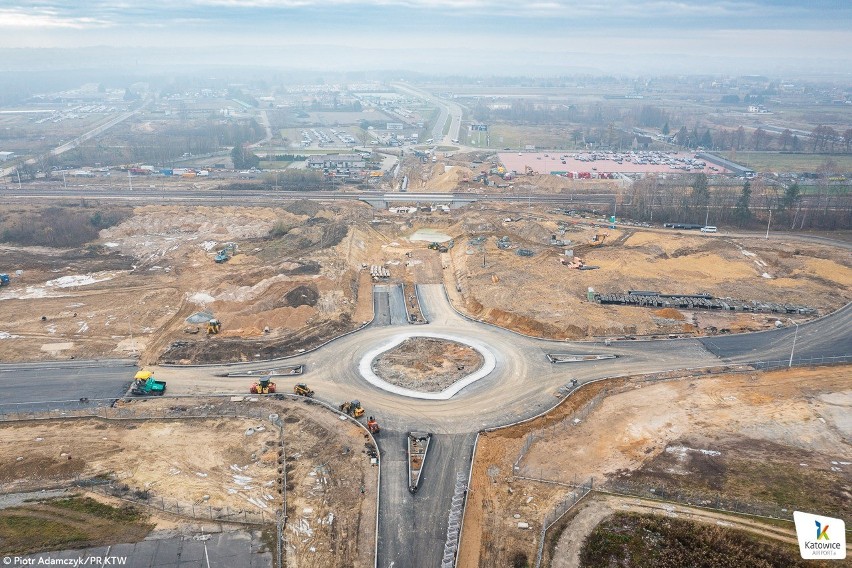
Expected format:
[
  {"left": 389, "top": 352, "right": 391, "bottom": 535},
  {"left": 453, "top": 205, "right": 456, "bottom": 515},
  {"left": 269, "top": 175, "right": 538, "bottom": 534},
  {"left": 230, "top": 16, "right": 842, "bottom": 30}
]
[
  {"left": 370, "top": 265, "right": 390, "bottom": 279},
  {"left": 594, "top": 291, "right": 815, "bottom": 314}
]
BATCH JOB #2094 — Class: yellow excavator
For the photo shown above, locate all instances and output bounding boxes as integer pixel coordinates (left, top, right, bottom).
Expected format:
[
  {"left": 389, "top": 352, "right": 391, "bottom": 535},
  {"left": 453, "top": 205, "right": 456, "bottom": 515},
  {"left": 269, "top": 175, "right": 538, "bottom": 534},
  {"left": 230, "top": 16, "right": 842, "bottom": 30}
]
[
  {"left": 207, "top": 319, "right": 221, "bottom": 334},
  {"left": 589, "top": 233, "right": 607, "bottom": 246}
]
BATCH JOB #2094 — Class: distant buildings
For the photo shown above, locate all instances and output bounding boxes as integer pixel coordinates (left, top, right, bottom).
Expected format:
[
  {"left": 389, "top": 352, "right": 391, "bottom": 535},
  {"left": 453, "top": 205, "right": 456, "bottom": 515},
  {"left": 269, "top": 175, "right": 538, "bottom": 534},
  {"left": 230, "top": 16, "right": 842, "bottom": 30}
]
[
  {"left": 306, "top": 154, "right": 366, "bottom": 171},
  {"left": 0, "top": 151, "right": 14, "bottom": 161}
]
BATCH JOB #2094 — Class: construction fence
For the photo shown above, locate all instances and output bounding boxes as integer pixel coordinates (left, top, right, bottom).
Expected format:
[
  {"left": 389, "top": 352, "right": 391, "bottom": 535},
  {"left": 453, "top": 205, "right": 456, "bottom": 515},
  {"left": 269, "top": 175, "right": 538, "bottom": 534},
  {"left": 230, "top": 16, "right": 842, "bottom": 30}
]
[
  {"left": 0, "top": 401, "right": 287, "bottom": 533},
  {"left": 0, "top": 399, "right": 274, "bottom": 422},
  {"left": 534, "top": 478, "right": 594, "bottom": 568},
  {"left": 84, "top": 478, "right": 274, "bottom": 525}
]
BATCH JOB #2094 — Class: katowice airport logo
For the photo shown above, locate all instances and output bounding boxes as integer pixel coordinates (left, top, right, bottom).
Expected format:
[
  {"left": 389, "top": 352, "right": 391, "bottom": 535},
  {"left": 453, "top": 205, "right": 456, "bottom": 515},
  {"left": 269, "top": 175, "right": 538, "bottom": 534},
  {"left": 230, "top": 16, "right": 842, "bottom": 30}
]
[{"left": 794, "top": 511, "right": 846, "bottom": 560}]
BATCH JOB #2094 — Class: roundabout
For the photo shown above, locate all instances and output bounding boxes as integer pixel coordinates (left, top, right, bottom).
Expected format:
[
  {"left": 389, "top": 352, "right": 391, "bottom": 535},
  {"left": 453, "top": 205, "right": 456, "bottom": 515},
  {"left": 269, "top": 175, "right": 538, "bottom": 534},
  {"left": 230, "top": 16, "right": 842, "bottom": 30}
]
[{"left": 357, "top": 330, "right": 497, "bottom": 400}]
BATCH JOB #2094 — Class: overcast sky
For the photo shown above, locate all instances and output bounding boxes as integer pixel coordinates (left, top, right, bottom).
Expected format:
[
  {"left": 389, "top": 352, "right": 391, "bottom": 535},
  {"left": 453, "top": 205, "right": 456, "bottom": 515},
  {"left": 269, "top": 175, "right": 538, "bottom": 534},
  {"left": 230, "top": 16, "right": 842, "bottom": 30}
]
[{"left": 1, "top": 1, "right": 850, "bottom": 75}]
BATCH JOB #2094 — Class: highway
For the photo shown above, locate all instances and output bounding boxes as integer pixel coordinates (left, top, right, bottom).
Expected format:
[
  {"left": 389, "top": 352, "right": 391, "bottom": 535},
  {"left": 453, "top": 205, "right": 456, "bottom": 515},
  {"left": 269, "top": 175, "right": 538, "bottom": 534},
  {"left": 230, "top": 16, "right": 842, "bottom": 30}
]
[
  {"left": 1, "top": 284, "right": 850, "bottom": 566},
  {"left": 393, "top": 83, "right": 463, "bottom": 145},
  {"left": 0, "top": 185, "right": 623, "bottom": 209}
]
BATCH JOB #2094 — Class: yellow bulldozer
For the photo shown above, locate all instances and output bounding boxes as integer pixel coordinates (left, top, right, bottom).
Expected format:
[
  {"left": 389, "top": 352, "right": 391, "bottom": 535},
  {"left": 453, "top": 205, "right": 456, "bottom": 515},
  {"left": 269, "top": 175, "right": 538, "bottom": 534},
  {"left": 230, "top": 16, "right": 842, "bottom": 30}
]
[{"left": 340, "top": 400, "right": 365, "bottom": 418}]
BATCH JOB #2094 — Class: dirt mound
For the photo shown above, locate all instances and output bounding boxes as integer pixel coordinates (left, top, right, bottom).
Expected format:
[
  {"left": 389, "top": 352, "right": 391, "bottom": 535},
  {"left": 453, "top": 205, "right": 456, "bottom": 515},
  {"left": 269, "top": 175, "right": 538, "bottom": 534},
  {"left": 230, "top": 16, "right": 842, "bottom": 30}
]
[
  {"left": 372, "top": 337, "right": 484, "bottom": 392},
  {"left": 284, "top": 285, "right": 319, "bottom": 307},
  {"left": 654, "top": 308, "right": 685, "bottom": 320},
  {"left": 283, "top": 199, "right": 322, "bottom": 217}
]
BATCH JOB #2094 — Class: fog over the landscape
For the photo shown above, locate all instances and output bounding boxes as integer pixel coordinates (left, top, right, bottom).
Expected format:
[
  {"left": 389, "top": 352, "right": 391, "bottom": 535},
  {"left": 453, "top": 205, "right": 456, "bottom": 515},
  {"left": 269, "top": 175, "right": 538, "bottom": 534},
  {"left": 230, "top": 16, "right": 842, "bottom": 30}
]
[{"left": 1, "top": 0, "right": 850, "bottom": 75}]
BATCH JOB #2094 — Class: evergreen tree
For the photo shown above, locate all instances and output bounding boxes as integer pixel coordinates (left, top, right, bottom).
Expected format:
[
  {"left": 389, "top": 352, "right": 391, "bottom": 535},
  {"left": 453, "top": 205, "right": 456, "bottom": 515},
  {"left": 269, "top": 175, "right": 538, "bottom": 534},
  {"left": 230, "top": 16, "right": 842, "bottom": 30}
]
[
  {"left": 781, "top": 182, "right": 801, "bottom": 210},
  {"left": 735, "top": 180, "right": 752, "bottom": 223},
  {"left": 691, "top": 173, "right": 710, "bottom": 207}
]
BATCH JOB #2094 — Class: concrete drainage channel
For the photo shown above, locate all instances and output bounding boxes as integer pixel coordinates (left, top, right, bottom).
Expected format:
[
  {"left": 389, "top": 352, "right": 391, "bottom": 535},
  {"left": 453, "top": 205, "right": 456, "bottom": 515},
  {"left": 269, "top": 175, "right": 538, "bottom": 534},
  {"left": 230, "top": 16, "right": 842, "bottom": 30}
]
[{"left": 546, "top": 353, "right": 617, "bottom": 363}]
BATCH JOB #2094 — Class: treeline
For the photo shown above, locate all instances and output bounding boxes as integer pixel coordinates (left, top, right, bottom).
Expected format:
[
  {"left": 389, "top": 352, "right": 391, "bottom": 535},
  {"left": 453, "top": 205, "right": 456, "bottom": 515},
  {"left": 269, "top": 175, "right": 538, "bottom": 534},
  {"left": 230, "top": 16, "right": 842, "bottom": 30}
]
[
  {"left": 59, "top": 117, "right": 264, "bottom": 167},
  {"left": 622, "top": 174, "right": 852, "bottom": 230}
]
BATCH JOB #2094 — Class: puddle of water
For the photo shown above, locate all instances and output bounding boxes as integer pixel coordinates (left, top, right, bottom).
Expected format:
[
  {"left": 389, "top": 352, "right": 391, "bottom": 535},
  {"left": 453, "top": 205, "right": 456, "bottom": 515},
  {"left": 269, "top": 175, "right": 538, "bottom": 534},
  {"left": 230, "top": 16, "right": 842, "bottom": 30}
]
[{"left": 409, "top": 228, "right": 452, "bottom": 243}]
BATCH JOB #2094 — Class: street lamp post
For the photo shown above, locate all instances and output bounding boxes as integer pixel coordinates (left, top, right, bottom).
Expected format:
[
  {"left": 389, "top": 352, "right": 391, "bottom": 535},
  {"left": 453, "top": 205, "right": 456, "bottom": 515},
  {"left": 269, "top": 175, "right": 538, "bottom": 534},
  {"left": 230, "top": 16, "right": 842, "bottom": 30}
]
[{"left": 788, "top": 319, "right": 799, "bottom": 368}]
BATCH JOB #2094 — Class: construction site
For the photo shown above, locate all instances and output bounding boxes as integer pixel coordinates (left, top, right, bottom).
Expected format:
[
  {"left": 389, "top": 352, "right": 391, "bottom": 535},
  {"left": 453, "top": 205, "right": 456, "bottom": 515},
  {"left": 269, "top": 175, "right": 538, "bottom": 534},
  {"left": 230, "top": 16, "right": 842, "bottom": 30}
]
[
  {"left": 457, "top": 366, "right": 852, "bottom": 568},
  {"left": 0, "top": 396, "right": 378, "bottom": 567},
  {"left": 1, "top": 200, "right": 849, "bottom": 365},
  {"left": 0, "top": 196, "right": 850, "bottom": 565}
]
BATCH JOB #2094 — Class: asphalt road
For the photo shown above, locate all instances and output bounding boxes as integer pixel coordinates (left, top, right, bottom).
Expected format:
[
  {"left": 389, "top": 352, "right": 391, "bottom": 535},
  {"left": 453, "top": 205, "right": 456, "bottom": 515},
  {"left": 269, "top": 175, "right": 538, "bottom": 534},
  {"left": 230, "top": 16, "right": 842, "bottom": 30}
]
[
  {"left": 19, "top": 530, "right": 271, "bottom": 568},
  {"left": 699, "top": 302, "right": 852, "bottom": 364},
  {"left": 0, "top": 359, "right": 135, "bottom": 414},
  {"left": 4, "top": 285, "right": 850, "bottom": 566},
  {"left": 373, "top": 284, "right": 409, "bottom": 327}
]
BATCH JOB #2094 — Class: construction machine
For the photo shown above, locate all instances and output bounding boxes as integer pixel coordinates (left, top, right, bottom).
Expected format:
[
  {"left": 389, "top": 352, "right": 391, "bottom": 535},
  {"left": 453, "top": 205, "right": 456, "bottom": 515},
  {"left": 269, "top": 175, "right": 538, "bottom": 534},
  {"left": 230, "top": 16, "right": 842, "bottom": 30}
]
[
  {"left": 293, "top": 383, "right": 314, "bottom": 398},
  {"left": 206, "top": 319, "right": 221, "bottom": 334},
  {"left": 367, "top": 416, "right": 380, "bottom": 435},
  {"left": 250, "top": 376, "right": 277, "bottom": 394},
  {"left": 589, "top": 233, "right": 607, "bottom": 246},
  {"left": 340, "top": 400, "right": 365, "bottom": 418},
  {"left": 0, "top": 274, "right": 9, "bottom": 287},
  {"left": 214, "top": 242, "right": 238, "bottom": 264},
  {"left": 131, "top": 370, "right": 166, "bottom": 396}
]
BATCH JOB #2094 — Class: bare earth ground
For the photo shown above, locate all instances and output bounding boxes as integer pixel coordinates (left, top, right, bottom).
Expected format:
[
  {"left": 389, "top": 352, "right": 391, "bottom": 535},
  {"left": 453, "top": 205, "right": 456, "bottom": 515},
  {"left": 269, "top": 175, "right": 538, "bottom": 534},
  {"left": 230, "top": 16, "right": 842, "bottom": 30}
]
[
  {"left": 1, "top": 203, "right": 848, "bottom": 363},
  {"left": 457, "top": 366, "right": 852, "bottom": 568},
  {"left": 0, "top": 397, "right": 377, "bottom": 568},
  {"left": 443, "top": 207, "right": 852, "bottom": 339},
  {"left": 0, "top": 202, "right": 378, "bottom": 364},
  {"left": 371, "top": 336, "right": 484, "bottom": 392}
]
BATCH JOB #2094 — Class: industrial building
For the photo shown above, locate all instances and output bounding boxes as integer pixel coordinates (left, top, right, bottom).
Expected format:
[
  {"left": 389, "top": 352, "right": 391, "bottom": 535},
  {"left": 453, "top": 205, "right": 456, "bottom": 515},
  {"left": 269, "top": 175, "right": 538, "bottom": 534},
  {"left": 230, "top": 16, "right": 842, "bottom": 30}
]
[
  {"left": 306, "top": 154, "right": 366, "bottom": 171},
  {"left": 695, "top": 152, "right": 756, "bottom": 178}
]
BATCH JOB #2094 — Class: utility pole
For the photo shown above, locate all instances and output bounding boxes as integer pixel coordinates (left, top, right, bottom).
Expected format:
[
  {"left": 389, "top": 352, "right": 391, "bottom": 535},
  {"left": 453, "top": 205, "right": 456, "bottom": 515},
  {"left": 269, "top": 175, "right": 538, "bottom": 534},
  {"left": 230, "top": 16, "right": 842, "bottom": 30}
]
[
  {"left": 16, "top": 169, "right": 22, "bottom": 190},
  {"left": 128, "top": 170, "right": 133, "bottom": 192},
  {"left": 704, "top": 204, "right": 710, "bottom": 228},
  {"left": 764, "top": 209, "right": 771, "bottom": 239},
  {"left": 788, "top": 319, "right": 799, "bottom": 368}
]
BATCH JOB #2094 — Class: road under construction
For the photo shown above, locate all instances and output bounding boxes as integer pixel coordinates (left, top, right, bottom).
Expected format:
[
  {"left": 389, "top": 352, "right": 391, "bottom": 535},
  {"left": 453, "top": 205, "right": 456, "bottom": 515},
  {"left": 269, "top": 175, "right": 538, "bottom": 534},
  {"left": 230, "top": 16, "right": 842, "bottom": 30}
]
[{"left": 2, "top": 282, "right": 850, "bottom": 567}]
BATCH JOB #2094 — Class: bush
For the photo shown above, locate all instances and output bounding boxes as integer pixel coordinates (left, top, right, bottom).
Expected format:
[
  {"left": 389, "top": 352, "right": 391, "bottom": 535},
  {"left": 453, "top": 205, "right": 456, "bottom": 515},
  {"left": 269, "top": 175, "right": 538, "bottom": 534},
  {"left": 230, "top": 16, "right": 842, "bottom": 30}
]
[{"left": 0, "top": 207, "right": 129, "bottom": 247}]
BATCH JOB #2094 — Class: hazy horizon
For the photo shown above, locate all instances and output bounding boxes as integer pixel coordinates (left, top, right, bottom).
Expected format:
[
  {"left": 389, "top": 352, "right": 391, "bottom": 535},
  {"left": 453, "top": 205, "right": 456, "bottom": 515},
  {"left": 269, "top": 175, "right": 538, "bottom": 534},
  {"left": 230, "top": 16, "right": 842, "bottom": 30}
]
[{"left": 1, "top": 1, "right": 850, "bottom": 77}]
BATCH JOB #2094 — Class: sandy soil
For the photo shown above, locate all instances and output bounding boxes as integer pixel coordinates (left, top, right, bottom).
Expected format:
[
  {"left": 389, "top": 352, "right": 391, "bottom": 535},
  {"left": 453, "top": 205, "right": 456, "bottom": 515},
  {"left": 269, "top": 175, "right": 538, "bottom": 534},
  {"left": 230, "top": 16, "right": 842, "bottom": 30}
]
[
  {"left": 371, "top": 337, "right": 484, "bottom": 392},
  {"left": 2, "top": 202, "right": 847, "bottom": 363},
  {"left": 443, "top": 207, "right": 852, "bottom": 339},
  {"left": 458, "top": 366, "right": 852, "bottom": 568},
  {"left": 0, "top": 397, "right": 377, "bottom": 568},
  {"left": 0, "top": 203, "right": 377, "bottom": 364}
]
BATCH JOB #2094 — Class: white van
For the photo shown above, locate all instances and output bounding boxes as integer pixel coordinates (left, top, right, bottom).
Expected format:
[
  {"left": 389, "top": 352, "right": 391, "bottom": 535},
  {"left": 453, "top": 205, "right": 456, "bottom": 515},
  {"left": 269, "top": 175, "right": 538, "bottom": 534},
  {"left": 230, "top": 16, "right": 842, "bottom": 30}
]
[{"left": 700, "top": 226, "right": 717, "bottom": 233}]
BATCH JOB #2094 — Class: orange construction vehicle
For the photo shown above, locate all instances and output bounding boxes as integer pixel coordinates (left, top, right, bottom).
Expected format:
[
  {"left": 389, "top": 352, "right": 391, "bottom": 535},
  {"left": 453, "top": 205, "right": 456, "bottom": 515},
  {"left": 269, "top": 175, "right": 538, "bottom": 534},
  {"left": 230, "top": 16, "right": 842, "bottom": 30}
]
[{"left": 367, "top": 416, "right": 380, "bottom": 435}]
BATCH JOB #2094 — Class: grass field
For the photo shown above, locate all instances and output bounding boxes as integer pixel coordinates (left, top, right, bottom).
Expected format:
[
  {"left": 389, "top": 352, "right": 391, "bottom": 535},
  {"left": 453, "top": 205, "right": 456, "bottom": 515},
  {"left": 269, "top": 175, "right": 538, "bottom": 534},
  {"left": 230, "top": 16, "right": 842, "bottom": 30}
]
[
  {"left": 0, "top": 496, "right": 152, "bottom": 555},
  {"left": 579, "top": 513, "right": 826, "bottom": 568},
  {"left": 730, "top": 152, "right": 852, "bottom": 173},
  {"left": 482, "top": 124, "right": 580, "bottom": 151}
]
